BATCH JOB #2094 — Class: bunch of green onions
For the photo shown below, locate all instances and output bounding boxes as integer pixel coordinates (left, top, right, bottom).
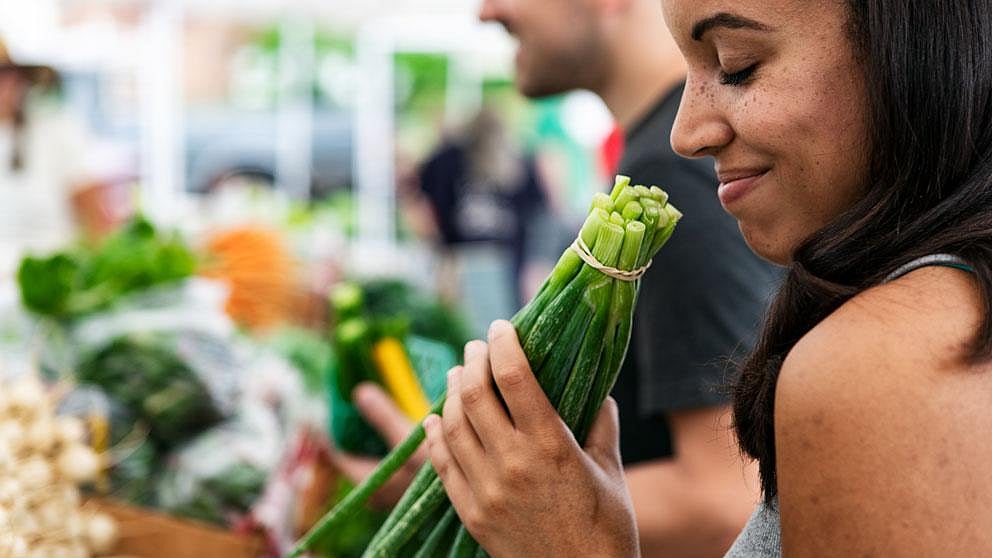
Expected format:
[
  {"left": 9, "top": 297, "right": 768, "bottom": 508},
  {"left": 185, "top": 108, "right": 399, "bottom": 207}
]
[{"left": 288, "top": 176, "right": 681, "bottom": 557}]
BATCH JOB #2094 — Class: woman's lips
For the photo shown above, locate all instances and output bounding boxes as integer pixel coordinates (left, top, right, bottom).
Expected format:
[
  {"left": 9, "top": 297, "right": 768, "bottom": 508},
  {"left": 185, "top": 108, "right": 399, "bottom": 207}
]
[{"left": 717, "top": 170, "right": 768, "bottom": 207}]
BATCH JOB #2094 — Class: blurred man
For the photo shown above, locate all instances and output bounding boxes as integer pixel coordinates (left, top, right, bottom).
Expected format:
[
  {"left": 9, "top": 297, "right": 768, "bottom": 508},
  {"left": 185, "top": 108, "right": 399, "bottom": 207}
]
[{"left": 339, "top": 1, "right": 778, "bottom": 555}]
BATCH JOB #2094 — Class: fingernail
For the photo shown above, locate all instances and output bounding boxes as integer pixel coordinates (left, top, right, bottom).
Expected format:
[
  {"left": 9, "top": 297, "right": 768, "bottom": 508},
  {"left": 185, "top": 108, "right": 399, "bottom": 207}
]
[
  {"left": 424, "top": 414, "right": 442, "bottom": 438},
  {"left": 423, "top": 414, "right": 438, "bottom": 431},
  {"left": 447, "top": 366, "right": 461, "bottom": 389},
  {"left": 488, "top": 319, "right": 510, "bottom": 340},
  {"left": 464, "top": 340, "right": 486, "bottom": 359},
  {"left": 353, "top": 383, "right": 375, "bottom": 405}
]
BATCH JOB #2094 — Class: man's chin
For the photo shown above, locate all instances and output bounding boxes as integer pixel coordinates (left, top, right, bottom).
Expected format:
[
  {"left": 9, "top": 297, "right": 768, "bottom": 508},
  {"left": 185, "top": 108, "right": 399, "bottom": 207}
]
[{"left": 515, "top": 75, "right": 570, "bottom": 100}]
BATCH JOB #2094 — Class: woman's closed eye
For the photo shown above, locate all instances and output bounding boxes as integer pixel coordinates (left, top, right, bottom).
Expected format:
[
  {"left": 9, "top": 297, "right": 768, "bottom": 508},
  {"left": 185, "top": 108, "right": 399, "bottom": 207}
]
[{"left": 720, "top": 63, "right": 758, "bottom": 87}]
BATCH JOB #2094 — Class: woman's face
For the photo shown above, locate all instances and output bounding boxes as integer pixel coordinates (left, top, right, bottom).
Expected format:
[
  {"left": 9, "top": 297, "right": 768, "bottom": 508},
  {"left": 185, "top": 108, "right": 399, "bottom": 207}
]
[{"left": 663, "top": 0, "right": 869, "bottom": 264}]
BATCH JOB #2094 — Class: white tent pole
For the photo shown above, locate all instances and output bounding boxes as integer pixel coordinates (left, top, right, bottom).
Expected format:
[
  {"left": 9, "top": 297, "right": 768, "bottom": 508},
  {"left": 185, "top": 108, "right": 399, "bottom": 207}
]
[
  {"left": 138, "top": 0, "right": 185, "bottom": 225},
  {"left": 353, "top": 25, "right": 396, "bottom": 250},
  {"left": 275, "top": 16, "right": 315, "bottom": 201}
]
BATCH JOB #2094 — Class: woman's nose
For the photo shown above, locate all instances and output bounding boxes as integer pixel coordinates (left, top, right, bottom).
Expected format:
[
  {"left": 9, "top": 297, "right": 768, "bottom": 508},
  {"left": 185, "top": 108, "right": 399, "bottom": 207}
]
[{"left": 670, "top": 77, "right": 734, "bottom": 159}]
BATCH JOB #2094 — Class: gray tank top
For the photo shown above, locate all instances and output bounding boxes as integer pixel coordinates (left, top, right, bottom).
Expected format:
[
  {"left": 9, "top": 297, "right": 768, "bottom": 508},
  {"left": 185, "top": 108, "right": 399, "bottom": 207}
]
[{"left": 723, "top": 254, "right": 974, "bottom": 557}]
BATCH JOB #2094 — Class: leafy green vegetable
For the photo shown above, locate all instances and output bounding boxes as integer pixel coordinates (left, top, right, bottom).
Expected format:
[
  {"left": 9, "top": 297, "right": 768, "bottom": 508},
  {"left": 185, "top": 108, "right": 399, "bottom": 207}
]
[
  {"left": 158, "top": 462, "right": 268, "bottom": 526},
  {"left": 358, "top": 279, "right": 471, "bottom": 355},
  {"left": 17, "top": 253, "right": 79, "bottom": 316},
  {"left": 17, "top": 216, "right": 197, "bottom": 320},
  {"left": 76, "top": 334, "right": 222, "bottom": 448}
]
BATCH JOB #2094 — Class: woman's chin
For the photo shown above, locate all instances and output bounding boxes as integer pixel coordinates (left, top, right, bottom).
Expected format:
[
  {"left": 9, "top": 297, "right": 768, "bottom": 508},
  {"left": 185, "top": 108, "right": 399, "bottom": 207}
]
[{"left": 740, "top": 223, "right": 793, "bottom": 267}]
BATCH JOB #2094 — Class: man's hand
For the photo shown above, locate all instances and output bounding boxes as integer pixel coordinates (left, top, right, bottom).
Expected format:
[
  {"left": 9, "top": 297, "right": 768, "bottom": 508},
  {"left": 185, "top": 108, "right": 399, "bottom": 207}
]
[{"left": 331, "top": 383, "right": 424, "bottom": 508}]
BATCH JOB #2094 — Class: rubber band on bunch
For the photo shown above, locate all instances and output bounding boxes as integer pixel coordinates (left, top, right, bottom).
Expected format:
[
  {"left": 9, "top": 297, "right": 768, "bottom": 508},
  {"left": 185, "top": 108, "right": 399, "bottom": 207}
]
[{"left": 569, "top": 237, "right": 651, "bottom": 282}]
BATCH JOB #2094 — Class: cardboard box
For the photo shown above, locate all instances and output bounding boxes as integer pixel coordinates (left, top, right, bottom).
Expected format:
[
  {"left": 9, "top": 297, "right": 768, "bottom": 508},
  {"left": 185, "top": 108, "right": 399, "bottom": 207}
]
[{"left": 88, "top": 498, "right": 265, "bottom": 558}]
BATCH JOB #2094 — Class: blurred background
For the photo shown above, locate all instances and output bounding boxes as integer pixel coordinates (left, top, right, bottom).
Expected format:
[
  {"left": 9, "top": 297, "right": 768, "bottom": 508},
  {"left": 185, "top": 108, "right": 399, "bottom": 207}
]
[
  {"left": 0, "top": 1, "right": 619, "bottom": 556},
  {"left": 0, "top": 0, "right": 618, "bottom": 330}
]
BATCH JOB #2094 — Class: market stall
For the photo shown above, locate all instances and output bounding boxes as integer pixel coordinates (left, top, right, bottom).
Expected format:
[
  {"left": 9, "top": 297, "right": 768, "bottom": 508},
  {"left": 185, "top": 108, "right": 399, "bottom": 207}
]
[{"left": 0, "top": 1, "right": 615, "bottom": 556}]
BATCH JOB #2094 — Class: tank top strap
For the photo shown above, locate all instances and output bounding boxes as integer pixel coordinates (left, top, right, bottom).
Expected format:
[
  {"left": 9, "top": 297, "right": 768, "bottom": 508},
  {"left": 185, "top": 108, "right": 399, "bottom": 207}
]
[{"left": 884, "top": 253, "right": 975, "bottom": 283}]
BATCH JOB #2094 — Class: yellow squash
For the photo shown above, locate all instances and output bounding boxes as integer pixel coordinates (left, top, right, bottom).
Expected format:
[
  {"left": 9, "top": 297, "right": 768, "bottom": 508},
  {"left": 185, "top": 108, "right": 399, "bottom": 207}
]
[{"left": 371, "top": 338, "right": 432, "bottom": 420}]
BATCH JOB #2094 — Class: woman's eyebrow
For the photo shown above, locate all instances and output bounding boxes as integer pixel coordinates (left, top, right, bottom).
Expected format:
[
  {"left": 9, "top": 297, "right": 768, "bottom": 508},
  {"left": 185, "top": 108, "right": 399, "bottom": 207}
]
[{"left": 691, "top": 12, "right": 772, "bottom": 41}]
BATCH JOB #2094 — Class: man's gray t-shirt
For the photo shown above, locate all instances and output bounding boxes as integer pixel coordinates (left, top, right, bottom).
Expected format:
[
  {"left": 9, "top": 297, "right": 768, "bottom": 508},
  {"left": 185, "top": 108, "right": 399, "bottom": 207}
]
[{"left": 611, "top": 83, "right": 779, "bottom": 464}]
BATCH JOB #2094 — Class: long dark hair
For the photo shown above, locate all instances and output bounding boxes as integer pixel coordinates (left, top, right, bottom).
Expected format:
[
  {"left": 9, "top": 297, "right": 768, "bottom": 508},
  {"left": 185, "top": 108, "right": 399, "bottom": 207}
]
[{"left": 732, "top": 0, "right": 992, "bottom": 504}]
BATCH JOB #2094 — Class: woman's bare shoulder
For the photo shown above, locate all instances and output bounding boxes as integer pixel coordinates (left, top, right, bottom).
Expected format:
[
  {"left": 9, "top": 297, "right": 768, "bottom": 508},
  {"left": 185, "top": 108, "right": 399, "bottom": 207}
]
[
  {"left": 783, "top": 265, "right": 984, "bottom": 389},
  {"left": 774, "top": 267, "right": 992, "bottom": 555}
]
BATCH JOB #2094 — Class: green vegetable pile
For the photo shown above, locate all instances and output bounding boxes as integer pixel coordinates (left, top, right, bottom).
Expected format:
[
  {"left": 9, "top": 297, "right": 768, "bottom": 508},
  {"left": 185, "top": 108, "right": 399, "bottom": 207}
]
[
  {"left": 17, "top": 216, "right": 197, "bottom": 320},
  {"left": 289, "top": 175, "right": 681, "bottom": 557},
  {"left": 158, "top": 462, "right": 269, "bottom": 525},
  {"left": 77, "top": 334, "right": 223, "bottom": 448}
]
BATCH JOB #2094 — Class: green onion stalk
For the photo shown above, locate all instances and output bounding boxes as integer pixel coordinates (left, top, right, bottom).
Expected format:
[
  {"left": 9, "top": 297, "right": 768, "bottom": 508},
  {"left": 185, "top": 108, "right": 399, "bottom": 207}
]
[{"left": 287, "top": 175, "right": 682, "bottom": 558}]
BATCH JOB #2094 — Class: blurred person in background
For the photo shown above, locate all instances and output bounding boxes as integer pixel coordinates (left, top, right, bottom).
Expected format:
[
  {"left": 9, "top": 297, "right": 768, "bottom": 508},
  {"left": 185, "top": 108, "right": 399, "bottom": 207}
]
[
  {"left": 0, "top": 40, "right": 96, "bottom": 280},
  {"left": 417, "top": 106, "right": 550, "bottom": 332},
  {"left": 471, "top": 0, "right": 779, "bottom": 555}
]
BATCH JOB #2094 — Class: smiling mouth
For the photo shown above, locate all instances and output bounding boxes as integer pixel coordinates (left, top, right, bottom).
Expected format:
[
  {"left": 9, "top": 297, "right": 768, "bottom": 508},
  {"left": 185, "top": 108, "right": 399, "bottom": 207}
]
[{"left": 716, "top": 169, "right": 769, "bottom": 207}]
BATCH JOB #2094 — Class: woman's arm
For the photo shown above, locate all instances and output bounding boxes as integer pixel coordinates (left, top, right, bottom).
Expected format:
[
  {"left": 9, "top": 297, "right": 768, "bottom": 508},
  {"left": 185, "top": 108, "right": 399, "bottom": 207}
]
[
  {"left": 776, "top": 267, "right": 992, "bottom": 556},
  {"left": 424, "top": 320, "right": 639, "bottom": 558}
]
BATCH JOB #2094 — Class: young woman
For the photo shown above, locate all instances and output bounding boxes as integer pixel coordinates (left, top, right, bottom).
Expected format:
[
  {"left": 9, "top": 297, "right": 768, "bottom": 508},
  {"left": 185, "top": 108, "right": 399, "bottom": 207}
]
[{"left": 423, "top": 1, "right": 992, "bottom": 556}]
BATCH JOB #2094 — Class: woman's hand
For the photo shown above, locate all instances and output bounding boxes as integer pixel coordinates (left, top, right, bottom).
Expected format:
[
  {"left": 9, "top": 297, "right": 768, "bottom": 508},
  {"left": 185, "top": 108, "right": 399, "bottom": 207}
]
[{"left": 424, "top": 320, "right": 639, "bottom": 558}]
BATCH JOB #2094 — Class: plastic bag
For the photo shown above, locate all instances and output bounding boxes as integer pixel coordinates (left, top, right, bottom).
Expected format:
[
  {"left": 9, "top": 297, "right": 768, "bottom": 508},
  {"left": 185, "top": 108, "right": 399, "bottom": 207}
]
[{"left": 156, "top": 402, "right": 280, "bottom": 525}]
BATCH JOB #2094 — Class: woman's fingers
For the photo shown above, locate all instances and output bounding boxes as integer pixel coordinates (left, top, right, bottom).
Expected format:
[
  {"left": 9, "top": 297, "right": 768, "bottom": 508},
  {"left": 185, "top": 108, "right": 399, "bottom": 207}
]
[
  {"left": 582, "top": 396, "right": 622, "bottom": 473},
  {"left": 487, "top": 320, "right": 559, "bottom": 434},
  {"left": 460, "top": 340, "right": 513, "bottom": 451},
  {"left": 441, "top": 366, "right": 489, "bottom": 478},
  {"left": 424, "top": 414, "right": 475, "bottom": 511}
]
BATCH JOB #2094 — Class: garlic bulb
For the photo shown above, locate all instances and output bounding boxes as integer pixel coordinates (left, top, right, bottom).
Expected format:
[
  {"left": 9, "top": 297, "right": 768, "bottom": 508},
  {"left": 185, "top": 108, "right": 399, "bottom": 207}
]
[
  {"left": 83, "top": 513, "right": 117, "bottom": 555},
  {"left": 53, "top": 418, "right": 85, "bottom": 447},
  {"left": 6, "top": 377, "right": 46, "bottom": 418},
  {"left": 0, "top": 375, "right": 115, "bottom": 557},
  {"left": 55, "top": 446, "right": 100, "bottom": 485},
  {"left": 17, "top": 458, "right": 53, "bottom": 491}
]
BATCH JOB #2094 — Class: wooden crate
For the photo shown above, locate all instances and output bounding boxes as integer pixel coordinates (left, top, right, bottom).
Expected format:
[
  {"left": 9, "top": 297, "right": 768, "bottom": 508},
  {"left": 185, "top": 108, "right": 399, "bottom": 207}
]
[{"left": 88, "top": 498, "right": 265, "bottom": 558}]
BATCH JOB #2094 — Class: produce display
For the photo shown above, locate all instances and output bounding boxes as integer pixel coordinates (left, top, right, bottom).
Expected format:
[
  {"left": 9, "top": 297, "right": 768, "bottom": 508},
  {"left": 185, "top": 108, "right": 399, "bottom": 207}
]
[
  {"left": 290, "top": 175, "right": 682, "bottom": 557},
  {"left": 11, "top": 215, "right": 317, "bottom": 538},
  {"left": 0, "top": 375, "right": 117, "bottom": 557},
  {"left": 70, "top": 329, "right": 308, "bottom": 529},
  {"left": 5, "top": 203, "right": 508, "bottom": 556}
]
